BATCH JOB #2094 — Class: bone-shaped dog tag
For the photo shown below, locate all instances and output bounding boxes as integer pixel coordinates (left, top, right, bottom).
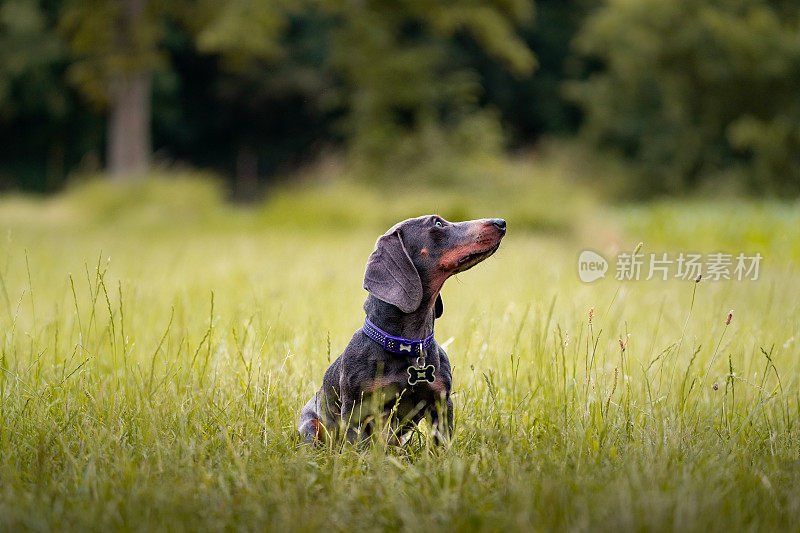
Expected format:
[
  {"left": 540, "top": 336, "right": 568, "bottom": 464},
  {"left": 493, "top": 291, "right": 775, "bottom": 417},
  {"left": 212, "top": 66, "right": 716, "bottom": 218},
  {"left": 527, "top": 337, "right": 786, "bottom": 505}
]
[{"left": 407, "top": 364, "right": 435, "bottom": 386}]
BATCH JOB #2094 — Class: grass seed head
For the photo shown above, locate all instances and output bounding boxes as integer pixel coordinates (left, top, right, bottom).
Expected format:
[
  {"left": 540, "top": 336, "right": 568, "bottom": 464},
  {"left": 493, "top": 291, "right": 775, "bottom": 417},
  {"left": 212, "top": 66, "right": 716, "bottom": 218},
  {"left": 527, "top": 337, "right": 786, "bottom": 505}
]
[{"left": 619, "top": 333, "right": 631, "bottom": 352}]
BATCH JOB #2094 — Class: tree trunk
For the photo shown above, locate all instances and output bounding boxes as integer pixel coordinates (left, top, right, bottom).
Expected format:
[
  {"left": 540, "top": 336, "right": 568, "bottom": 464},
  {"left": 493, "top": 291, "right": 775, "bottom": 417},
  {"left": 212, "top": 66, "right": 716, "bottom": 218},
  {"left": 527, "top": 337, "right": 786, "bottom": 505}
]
[
  {"left": 108, "top": 72, "right": 152, "bottom": 179},
  {"left": 107, "top": 0, "right": 151, "bottom": 180},
  {"left": 234, "top": 147, "right": 260, "bottom": 202}
]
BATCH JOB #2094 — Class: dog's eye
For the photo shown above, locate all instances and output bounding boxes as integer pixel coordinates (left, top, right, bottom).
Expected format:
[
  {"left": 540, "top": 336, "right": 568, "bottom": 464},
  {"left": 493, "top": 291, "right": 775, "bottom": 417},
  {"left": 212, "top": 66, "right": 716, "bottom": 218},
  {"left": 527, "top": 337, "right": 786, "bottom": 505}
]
[{"left": 434, "top": 220, "right": 444, "bottom": 228}]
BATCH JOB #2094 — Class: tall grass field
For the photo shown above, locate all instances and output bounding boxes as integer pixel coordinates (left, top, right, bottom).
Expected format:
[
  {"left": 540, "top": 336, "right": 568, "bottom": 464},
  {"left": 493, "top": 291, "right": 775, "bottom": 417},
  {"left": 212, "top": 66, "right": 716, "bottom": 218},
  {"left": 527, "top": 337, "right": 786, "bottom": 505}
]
[{"left": 1, "top": 167, "right": 799, "bottom": 531}]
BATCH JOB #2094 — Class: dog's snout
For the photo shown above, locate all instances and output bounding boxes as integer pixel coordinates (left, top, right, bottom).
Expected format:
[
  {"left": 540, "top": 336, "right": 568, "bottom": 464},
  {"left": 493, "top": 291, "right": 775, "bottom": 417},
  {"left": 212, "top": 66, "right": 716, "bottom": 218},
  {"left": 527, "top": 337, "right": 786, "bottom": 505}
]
[{"left": 490, "top": 218, "right": 506, "bottom": 233}]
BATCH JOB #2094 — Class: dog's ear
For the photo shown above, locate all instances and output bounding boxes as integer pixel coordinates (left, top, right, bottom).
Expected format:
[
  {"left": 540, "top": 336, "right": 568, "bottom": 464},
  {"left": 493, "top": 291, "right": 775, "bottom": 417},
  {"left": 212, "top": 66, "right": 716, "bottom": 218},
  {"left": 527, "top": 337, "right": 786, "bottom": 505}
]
[
  {"left": 363, "top": 230, "right": 423, "bottom": 313},
  {"left": 434, "top": 293, "right": 443, "bottom": 319}
]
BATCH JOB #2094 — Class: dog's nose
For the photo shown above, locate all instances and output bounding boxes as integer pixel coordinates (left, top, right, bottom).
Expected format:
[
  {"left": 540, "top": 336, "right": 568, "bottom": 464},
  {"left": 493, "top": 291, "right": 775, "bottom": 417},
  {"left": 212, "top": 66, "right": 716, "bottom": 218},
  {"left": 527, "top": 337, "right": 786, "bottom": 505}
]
[{"left": 490, "top": 218, "right": 506, "bottom": 232}]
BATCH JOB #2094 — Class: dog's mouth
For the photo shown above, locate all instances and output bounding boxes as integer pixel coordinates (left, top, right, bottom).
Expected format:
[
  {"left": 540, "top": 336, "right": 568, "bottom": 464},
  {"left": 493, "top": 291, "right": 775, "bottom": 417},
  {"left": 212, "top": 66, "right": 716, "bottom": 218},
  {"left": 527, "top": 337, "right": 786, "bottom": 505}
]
[{"left": 452, "top": 241, "right": 501, "bottom": 273}]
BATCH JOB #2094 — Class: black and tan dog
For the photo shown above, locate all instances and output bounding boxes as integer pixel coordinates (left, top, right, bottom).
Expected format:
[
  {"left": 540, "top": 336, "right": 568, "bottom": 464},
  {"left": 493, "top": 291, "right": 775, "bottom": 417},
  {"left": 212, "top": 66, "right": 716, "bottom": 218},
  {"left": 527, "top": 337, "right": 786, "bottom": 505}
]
[{"left": 298, "top": 215, "right": 506, "bottom": 445}]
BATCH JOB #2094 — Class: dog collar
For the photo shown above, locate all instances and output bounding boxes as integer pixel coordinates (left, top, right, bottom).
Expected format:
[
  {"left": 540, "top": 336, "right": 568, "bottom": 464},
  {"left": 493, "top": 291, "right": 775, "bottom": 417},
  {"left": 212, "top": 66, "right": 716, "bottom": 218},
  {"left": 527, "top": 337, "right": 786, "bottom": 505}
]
[{"left": 362, "top": 316, "right": 434, "bottom": 356}]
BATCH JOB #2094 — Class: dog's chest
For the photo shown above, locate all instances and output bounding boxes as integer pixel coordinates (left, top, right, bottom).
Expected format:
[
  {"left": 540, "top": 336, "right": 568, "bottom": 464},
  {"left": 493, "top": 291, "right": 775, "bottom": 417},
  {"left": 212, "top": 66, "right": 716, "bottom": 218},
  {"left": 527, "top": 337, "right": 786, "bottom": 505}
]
[
  {"left": 363, "top": 363, "right": 447, "bottom": 414},
  {"left": 350, "top": 348, "right": 449, "bottom": 420}
]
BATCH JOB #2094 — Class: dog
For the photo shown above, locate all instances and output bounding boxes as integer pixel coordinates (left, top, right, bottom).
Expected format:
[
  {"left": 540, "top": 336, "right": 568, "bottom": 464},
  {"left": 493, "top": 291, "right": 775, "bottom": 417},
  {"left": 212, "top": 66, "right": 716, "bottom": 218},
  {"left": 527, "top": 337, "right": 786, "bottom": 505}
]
[{"left": 298, "top": 215, "right": 506, "bottom": 446}]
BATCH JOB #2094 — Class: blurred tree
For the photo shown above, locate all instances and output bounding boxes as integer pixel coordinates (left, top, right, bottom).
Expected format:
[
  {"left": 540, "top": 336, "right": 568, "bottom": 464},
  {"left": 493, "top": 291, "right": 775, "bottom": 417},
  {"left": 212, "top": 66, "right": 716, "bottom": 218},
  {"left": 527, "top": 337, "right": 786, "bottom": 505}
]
[
  {"left": 57, "top": 0, "right": 295, "bottom": 183},
  {"left": 160, "top": 0, "right": 539, "bottom": 189},
  {"left": 568, "top": 0, "right": 800, "bottom": 195},
  {"left": 174, "top": 0, "right": 294, "bottom": 199},
  {"left": 60, "top": 0, "right": 164, "bottom": 179},
  {"left": 0, "top": 0, "right": 106, "bottom": 192},
  {"left": 0, "top": 0, "right": 64, "bottom": 125},
  {"left": 0, "top": 0, "right": 63, "bottom": 189},
  {"left": 2, "top": 0, "right": 544, "bottom": 191},
  {"left": 188, "top": 0, "right": 286, "bottom": 69},
  {"left": 321, "top": 0, "right": 536, "bottom": 182},
  {"left": 458, "top": 0, "right": 597, "bottom": 143},
  {"left": 152, "top": 15, "right": 333, "bottom": 199}
]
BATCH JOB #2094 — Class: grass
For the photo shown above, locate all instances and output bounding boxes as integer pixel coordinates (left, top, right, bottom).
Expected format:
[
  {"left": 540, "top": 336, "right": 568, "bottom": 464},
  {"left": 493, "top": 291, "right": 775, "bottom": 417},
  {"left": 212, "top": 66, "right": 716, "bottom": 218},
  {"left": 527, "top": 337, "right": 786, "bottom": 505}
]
[{"left": 1, "top": 165, "right": 799, "bottom": 531}]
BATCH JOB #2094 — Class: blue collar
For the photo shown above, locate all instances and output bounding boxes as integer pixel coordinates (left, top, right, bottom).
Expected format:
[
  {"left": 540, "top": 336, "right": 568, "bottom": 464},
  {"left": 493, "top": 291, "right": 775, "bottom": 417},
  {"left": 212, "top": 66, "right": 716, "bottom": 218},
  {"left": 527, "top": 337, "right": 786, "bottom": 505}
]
[{"left": 363, "top": 316, "right": 434, "bottom": 356}]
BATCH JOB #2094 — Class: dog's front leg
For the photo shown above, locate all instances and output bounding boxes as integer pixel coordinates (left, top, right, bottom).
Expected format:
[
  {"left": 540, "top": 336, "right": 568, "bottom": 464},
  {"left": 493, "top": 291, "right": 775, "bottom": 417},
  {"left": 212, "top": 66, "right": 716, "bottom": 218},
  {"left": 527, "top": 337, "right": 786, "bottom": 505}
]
[
  {"left": 428, "top": 396, "right": 454, "bottom": 445},
  {"left": 339, "top": 394, "right": 367, "bottom": 445}
]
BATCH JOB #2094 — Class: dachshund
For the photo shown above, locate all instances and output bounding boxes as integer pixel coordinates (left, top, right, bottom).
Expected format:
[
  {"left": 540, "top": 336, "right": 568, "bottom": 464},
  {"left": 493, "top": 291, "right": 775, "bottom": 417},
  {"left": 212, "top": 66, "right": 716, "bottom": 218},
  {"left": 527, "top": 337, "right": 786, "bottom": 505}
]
[{"left": 298, "top": 215, "right": 506, "bottom": 445}]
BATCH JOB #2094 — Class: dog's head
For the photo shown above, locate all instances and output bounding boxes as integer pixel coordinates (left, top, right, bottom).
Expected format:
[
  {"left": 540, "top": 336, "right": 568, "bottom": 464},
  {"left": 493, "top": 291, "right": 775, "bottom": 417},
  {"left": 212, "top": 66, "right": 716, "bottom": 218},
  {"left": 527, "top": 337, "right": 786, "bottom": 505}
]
[{"left": 363, "top": 215, "right": 506, "bottom": 314}]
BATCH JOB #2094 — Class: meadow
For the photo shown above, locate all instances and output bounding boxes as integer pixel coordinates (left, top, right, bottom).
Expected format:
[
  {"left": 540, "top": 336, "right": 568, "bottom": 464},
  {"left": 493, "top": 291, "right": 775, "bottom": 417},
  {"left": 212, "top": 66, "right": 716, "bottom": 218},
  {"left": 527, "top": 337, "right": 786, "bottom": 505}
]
[{"left": 1, "top": 160, "right": 799, "bottom": 531}]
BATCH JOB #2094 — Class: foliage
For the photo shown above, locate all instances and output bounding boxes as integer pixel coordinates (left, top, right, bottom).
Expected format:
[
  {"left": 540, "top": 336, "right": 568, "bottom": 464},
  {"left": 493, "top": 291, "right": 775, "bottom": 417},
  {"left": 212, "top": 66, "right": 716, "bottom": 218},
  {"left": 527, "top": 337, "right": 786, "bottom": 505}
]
[
  {"left": 1, "top": 172, "right": 800, "bottom": 529},
  {"left": 0, "top": 0, "right": 542, "bottom": 190},
  {"left": 3, "top": 0, "right": 800, "bottom": 195},
  {"left": 464, "top": 0, "right": 597, "bottom": 141},
  {"left": 321, "top": 0, "right": 534, "bottom": 181},
  {"left": 0, "top": 0, "right": 104, "bottom": 191},
  {"left": 569, "top": 0, "right": 800, "bottom": 195},
  {"left": 59, "top": 0, "right": 163, "bottom": 108},
  {"left": 190, "top": 0, "right": 287, "bottom": 69},
  {"left": 0, "top": 0, "right": 65, "bottom": 120}
]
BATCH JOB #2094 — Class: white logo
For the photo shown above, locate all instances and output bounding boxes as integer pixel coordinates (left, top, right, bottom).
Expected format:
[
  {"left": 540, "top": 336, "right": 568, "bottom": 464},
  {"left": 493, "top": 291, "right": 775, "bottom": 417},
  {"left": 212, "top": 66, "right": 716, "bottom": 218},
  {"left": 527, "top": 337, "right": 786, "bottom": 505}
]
[{"left": 578, "top": 250, "right": 608, "bottom": 283}]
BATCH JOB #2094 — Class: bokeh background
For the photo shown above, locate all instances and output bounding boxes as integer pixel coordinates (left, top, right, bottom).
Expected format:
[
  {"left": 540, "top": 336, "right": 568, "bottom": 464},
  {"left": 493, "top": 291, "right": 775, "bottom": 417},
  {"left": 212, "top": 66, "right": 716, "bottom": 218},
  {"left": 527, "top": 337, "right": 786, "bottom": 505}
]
[
  {"left": 3, "top": 2, "right": 800, "bottom": 530},
  {"left": 1, "top": 0, "right": 799, "bottom": 197}
]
